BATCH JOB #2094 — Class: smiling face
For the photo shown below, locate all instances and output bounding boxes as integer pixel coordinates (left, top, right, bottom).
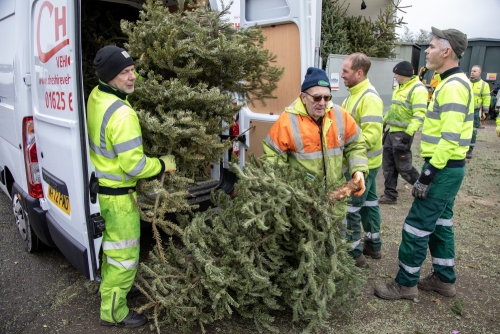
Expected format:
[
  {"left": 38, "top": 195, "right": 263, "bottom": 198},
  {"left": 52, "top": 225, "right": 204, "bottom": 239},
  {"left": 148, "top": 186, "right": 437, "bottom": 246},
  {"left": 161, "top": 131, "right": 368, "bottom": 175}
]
[
  {"left": 301, "top": 86, "right": 331, "bottom": 121},
  {"left": 341, "top": 59, "right": 363, "bottom": 88},
  {"left": 108, "top": 65, "right": 136, "bottom": 94}
]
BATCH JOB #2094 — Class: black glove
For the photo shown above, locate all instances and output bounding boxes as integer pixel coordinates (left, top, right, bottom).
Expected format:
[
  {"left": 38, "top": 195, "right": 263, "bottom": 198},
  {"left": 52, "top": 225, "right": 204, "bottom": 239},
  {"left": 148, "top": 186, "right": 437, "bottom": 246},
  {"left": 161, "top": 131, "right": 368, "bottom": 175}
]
[{"left": 412, "top": 165, "right": 438, "bottom": 199}]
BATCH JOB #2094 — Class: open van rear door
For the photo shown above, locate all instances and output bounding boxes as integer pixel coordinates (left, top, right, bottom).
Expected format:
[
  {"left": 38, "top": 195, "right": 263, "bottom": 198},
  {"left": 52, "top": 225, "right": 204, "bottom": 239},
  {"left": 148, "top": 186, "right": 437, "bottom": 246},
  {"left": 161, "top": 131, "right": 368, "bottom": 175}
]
[{"left": 31, "top": 0, "right": 101, "bottom": 280}]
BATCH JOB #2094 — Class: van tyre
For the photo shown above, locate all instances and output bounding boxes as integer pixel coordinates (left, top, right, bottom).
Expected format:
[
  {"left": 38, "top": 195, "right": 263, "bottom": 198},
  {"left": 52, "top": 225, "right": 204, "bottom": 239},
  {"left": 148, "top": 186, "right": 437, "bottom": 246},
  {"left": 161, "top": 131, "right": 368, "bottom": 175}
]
[{"left": 11, "top": 189, "right": 44, "bottom": 252}]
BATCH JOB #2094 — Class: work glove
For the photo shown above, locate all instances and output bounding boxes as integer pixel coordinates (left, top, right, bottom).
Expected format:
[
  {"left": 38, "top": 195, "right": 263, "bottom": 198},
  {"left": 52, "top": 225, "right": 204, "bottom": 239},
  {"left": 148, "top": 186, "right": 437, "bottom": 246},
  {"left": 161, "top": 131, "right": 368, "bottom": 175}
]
[
  {"left": 412, "top": 166, "right": 437, "bottom": 199},
  {"left": 352, "top": 171, "right": 366, "bottom": 197},
  {"left": 160, "top": 155, "right": 176, "bottom": 172}
]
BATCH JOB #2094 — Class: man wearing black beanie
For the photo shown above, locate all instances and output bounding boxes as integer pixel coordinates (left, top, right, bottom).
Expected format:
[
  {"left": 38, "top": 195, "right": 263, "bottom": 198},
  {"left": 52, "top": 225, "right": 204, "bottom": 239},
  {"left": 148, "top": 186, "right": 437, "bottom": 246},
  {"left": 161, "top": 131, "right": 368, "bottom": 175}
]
[
  {"left": 87, "top": 45, "right": 176, "bottom": 328},
  {"left": 379, "top": 61, "right": 428, "bottom": 205}
]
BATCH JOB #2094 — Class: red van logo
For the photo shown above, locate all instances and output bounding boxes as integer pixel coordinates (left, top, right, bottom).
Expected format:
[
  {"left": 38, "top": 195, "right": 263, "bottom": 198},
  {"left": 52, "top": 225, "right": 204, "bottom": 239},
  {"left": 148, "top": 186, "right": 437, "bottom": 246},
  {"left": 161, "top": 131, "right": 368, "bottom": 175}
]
[{"left": 37, "top": 1, "right": 70, "bottom": 63}]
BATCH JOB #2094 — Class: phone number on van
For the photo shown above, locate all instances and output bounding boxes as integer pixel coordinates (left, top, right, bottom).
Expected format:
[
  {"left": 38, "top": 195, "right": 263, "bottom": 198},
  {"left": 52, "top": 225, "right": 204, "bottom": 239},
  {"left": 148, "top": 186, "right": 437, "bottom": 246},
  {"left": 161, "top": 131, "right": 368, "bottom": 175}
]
[{"left": 45, "top": 91, "right": 74, "bottom": 111}]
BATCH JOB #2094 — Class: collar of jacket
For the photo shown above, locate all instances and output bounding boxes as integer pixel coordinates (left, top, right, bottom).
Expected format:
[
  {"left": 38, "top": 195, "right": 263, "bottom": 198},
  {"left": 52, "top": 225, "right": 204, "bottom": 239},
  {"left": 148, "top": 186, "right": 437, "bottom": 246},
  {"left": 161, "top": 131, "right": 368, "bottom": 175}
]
[
  {"left": 398, "top": 75, "right": 419, "bottom": 89},
  {"left": 470, "top": 77, "right": 481, "bottom": 83},
  {"left": 435, "top": 67, "right": 462, "bottom": 82},
  {"left": 347, "top": 78, "right": 370, "bottom": 95},
  {"left": 98, "top": 81, "right": 129, "bottom": 100},
  {"left": 285, "top": 97, "right": 333, "bottom": 119}
]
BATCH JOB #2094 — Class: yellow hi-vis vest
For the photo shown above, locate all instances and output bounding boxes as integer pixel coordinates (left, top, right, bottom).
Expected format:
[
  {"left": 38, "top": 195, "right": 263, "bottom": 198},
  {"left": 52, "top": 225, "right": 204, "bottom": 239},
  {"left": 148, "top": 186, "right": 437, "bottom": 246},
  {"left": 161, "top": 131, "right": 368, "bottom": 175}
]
[
  {"left": 342, "top": 78, "right": 384, "bottom": 169},
  {"left": 87, "top": 85, "right": 162, "bottom": 188},
  {"left": 421, "top": 72, "right": 473, "bottom": 168},
  {"left": 384, "top": 76, "right": 428, "bottom": 136},
  {"left": 471, "top": 78, "right": 491, "bottom": 111}
]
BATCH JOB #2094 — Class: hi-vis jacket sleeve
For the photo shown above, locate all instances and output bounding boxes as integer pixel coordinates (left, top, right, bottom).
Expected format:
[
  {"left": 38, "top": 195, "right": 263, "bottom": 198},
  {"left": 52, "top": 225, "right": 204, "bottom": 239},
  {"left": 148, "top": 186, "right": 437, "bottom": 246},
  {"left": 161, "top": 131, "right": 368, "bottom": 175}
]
[
  {"left": 354, "top": 94, "right": 384, "bottom": 153},
  {"left": 406, "top": 84, "right": 428, "bottom": 136},
  {"left": 108, "top": 111, "right": 162, "bottom": 180},
  {"left": 342, "top": 111, "right": 369, "bottom": 177},
  {"left": 261, "top": 117, "right": 291, "bottom": 164}
]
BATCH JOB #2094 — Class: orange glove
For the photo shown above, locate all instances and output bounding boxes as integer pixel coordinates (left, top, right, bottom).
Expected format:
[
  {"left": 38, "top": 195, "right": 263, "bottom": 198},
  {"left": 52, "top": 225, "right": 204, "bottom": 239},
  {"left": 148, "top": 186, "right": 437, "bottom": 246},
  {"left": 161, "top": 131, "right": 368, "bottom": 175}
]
[{"left": 352, "top": 171, "right": 366, "bottom": 197}]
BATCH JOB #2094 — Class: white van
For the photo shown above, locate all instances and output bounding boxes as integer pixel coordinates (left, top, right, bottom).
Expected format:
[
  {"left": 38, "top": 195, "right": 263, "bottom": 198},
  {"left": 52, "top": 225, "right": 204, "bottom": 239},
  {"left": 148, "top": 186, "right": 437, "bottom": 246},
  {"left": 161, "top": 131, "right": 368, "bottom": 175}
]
[{"left": 0, "top": 0, "right": 321, "bottom": 280}]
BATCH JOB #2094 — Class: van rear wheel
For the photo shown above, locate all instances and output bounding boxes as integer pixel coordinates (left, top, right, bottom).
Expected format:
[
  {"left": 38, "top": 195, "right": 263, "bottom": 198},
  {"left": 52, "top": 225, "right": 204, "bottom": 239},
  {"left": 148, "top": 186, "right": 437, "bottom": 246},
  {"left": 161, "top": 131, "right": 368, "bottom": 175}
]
[{"left": 11, "top": 189, "right": 44, "bottom": 252}]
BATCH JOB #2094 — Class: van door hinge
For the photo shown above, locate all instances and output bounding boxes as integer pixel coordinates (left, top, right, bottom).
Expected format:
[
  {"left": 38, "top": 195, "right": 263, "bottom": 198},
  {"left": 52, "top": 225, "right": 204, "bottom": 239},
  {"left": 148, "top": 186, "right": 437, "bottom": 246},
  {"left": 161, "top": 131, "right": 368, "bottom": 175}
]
[
  {"left": 24, "top": 74, "right": 32, "bottom": 86},
  {"left": 90, "top": 213, "right": 106, "bottom": 238}
]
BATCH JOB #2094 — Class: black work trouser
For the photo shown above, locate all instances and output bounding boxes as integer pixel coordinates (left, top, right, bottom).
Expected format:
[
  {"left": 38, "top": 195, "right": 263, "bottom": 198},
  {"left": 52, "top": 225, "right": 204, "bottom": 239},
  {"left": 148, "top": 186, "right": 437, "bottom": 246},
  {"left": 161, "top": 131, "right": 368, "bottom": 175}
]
[{"left": 382, "top": 131, "right": 420, "bottom": 200}]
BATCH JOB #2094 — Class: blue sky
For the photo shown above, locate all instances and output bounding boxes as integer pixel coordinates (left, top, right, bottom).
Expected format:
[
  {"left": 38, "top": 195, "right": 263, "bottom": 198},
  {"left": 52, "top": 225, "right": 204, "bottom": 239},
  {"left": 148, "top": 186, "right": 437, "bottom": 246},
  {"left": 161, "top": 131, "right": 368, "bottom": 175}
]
[{"left": 396, "top": 0, "right": 500, "bottom": 39}]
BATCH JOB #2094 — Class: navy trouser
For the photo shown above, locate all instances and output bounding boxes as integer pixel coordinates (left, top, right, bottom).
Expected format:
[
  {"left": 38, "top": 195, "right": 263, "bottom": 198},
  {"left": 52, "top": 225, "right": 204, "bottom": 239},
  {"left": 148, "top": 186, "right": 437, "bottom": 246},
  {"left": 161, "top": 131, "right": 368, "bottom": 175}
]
[{"left": 396, "top": 162, "right": 465, "bottom": 287}]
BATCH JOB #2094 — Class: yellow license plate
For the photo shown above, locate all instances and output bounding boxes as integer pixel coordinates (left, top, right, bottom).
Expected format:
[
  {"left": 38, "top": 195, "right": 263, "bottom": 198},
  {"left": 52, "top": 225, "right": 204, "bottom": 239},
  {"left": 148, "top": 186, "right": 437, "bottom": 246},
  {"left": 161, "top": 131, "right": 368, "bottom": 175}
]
[{"left": 47, "top": 185, "right": 71, "bottom": 215}]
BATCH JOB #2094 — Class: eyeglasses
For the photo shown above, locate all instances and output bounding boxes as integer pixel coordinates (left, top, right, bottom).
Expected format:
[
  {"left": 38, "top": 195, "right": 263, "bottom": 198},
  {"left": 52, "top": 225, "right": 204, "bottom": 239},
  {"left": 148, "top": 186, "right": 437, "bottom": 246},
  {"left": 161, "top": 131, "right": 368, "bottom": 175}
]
[{"left": 303, "top": 91, "right": 332, "bottom": 102}]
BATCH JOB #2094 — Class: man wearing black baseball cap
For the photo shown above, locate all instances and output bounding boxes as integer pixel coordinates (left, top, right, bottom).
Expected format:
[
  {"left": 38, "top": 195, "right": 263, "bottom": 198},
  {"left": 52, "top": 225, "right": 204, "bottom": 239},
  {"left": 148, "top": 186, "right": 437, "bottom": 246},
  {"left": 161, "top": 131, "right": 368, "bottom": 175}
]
[
  {"left": 375, "top": 28, "right": 473, "bottom": 301},
  {"left": 379, "top": 61, "right": 428, "bottom": 205}
]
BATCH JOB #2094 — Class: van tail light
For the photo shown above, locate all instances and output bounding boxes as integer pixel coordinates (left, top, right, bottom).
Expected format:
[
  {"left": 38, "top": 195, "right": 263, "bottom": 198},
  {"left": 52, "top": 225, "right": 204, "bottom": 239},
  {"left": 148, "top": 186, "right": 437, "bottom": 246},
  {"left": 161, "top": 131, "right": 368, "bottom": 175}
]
[
  {"left": 22, "top": 117, "right": 43, "bottom": 198},
  {"left": 231, "top": 116, "right": 240, "bottom": 156}
]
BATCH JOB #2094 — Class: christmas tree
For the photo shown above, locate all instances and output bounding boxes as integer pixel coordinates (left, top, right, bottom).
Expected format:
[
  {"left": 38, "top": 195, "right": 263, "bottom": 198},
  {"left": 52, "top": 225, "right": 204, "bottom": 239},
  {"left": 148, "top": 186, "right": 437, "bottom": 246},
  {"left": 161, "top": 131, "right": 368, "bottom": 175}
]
[
  {"left": 135, "top": 157, "right": 365, "bottom": 333},
  {"left": 321, "top": 0, "right": 408, "bottom": 66}
]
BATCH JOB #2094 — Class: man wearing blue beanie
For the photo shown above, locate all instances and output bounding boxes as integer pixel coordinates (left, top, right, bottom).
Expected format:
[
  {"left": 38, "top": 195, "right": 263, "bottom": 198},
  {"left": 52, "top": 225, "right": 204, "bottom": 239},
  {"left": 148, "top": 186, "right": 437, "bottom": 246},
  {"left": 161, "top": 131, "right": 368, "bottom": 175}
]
[{"left": 262, "top": 67, "right": 369, "bottom": 267}]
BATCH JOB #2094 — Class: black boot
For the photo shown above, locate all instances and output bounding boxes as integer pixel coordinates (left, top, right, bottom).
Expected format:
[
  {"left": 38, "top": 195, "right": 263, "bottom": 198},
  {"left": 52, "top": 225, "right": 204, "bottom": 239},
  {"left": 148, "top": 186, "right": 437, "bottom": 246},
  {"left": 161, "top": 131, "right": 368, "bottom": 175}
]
[{"left": 100, "top": 310, "right": 148, "bottom": 328}]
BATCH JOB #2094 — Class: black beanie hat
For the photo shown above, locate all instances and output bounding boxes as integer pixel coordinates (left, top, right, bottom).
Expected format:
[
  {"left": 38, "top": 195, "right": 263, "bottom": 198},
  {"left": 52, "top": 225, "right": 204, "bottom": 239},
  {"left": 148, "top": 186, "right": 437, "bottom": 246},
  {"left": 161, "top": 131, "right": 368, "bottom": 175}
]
[
  {"left": 301, "top": 67, "right": 331, "bottom": 92},
  {"left": 393, "top": 61, "right": 414, "bottom": 77},
  {"left": 94, "top": 45, "right": 135, "bottom": 83}
]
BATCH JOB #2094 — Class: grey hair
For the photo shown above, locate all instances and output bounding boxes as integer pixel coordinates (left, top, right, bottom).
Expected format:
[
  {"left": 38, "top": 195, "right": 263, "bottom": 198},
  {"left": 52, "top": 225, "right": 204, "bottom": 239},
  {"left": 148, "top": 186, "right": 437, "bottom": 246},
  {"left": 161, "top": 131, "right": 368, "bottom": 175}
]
[
  {"left": 472, "top": 64, "right": 482, "bottom": 72},
  {"left": 429, "top": 33, "right": 459, "bottom": 61}
]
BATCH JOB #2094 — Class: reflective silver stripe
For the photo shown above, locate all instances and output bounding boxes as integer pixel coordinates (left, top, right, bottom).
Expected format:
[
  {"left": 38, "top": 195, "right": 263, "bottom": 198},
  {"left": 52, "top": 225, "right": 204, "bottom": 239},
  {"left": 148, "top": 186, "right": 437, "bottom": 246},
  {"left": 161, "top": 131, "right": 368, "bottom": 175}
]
[
  {"left": 114, "top": 136, "right": 142, "bottom": 154},
  {"left": 421, "top": 134, "right": 440, "bottom": 144},
  {"left": 465, "top": 113, "right": 475, "bottom": 122},
  {"left": 436, "top": 218, "right": 453, "bottom": 226},
  {"left": 89, "top": 139, "right": 116, "bottom": 159},
  {"left": 366, "top": 148, "right": 382, "bottom": 158},
  {"left": 349, "top": 157, "right": 368, "bottom": 168},
  {"left": 264, "top": 134, "right": 285, "bottom": 155},
  {"left": 387, "top": 120, "right": 409, "bottom": 127},
  {"left": 347, "top": 206, "right": 361, "bottom": 213},
  {"left": 351, "top": 239, "right": 361, "bottom": 249},
  {"left": 95, "top": 100, "right": 128, "bottom": 159},
  {"left": 441, "top": 132, "right": 461, "bottom": 141},
  {"left": 364, "top": 200, "right": 378, "bottom": 207},
  {"left": 458, "top": 138, "right": 471, "bottom": 146},
  {"left": 440, "top": 103, "right": 469, "bottom": 114},
  {"left": 432, "top": 257, "right": 455, "bottom": 267},
  {"left": 413, "top": 115, "right": 424, "bottom": 122},
  {"left": 331, "top": 104, "right": 345, "bottom": 148},
  {"left": 103, "top": 238, "right": 140, "bottom": 250},
  {"left": 126, "top": 155, "right": 147, "bottom": 177},
  {"left": 106, "top": 256, "right": 138, "bottom": 269},
  {"left": 325, "top": 147, "right": 344, "bottom": 157},
  {"left": 425, "top": 110, "right": 441, "bottom": 120},
  {"left": 448, "top": 77, "right": 473, "bottom": 111},
  {"left": 411, "top": 104, "right": 427, "bottom": 109},
  {"left": 365, "top": 232, "right": 380, "bottom": 239},
  {"left": 96, "top": 169, "right": 122, "bottom": 181},
  {"left": 289, "top": 114, "right": 304, "bottom": 153},
  {"left": 290, "top": 150, "right": 323, "bottom": 160},
  {"left": 399, "top": 260, "right": 420, "bottom": 274},
  {"left": 403, "top": 222, "right": 432, "bottom": 237},
  {"left": 345, "top": 128, "right": 360, "bottom": 145},
  {"left": 361, "top": 115, "right": 383, "bottom": 123},
  {"left": 351, "top": 88, "right": 379, "bottom": 118}
]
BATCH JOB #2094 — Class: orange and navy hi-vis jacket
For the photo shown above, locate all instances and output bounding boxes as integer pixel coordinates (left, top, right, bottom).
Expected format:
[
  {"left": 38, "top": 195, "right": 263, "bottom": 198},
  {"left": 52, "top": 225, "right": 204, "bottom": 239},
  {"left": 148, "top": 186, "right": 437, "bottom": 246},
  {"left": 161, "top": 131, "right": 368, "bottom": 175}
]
[{"left": 261, "top": 97, "right": 369, "bottom": 192}]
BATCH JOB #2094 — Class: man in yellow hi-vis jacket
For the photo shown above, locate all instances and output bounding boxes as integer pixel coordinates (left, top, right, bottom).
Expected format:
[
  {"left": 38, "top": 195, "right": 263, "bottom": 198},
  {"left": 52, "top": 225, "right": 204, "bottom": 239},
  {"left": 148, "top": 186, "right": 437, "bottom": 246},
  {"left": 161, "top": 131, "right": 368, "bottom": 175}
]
[
  {"left": 467, "top": 65, "right": 491, "bottom": 159},
  {"left": 87, "top": 45, "right": 176, "bottom": 328},
  {"left": 375, "top": 27, "right": 472, "bottom": 301},
  {"left": 341, "top": 53, "right": 384, "bottom": 266}
]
